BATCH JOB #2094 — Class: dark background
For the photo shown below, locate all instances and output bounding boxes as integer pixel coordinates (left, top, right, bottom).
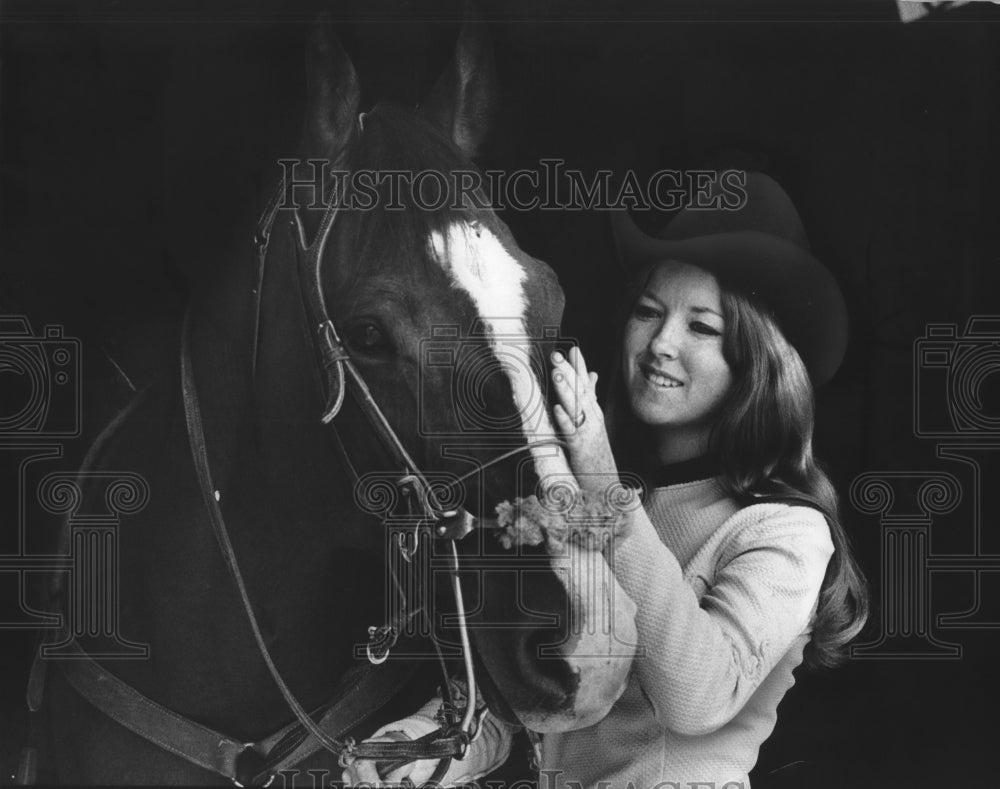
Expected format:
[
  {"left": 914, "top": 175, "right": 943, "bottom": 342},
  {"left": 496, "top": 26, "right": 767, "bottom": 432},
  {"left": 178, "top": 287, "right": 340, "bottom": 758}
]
[{"left": 3, "top": 1, "right": 1000, "bottom": 786}]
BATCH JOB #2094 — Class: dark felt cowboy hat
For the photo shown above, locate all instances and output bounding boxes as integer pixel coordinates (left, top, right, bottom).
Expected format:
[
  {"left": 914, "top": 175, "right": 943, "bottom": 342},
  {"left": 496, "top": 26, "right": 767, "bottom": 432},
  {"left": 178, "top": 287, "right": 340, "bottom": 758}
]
[{"left": 610, "top": 171, "right": 848, "bottom": 386}]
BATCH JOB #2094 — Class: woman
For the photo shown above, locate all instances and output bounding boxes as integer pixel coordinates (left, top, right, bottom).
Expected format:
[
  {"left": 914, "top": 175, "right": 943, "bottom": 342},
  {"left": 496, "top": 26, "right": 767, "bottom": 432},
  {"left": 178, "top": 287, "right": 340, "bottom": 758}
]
[{"left": 344, "top": 171, "right": 868, "bottom": 788}]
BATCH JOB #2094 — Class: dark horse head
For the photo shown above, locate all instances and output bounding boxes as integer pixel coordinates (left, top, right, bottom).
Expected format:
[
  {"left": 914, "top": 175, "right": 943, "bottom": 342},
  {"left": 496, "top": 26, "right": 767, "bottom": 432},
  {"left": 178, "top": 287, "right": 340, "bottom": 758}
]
[
  {"left": 42, "top": 17, "right": 634, "bottom": 786},
  {"left": 263, "top": 19, "right": 570, "bottom": 526}
]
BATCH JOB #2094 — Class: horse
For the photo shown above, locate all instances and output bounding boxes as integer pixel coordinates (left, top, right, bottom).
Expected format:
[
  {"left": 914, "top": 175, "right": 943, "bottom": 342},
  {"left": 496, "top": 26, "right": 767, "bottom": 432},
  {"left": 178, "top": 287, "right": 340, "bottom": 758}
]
[{"left": 25, "top": 17, "right": 636, "bottom": 787}]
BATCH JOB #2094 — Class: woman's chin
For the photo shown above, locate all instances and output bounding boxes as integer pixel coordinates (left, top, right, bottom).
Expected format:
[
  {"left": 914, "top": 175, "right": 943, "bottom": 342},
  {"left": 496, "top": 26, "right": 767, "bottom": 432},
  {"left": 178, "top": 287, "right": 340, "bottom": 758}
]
[{"left": 629, "top": 397, "right": 675, "bottom": 428}]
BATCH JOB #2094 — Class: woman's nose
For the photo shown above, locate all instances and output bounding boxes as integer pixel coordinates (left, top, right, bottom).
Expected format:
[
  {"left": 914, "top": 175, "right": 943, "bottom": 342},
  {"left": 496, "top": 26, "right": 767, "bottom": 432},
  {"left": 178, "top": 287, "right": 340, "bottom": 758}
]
[{"left": 649, "top": 320, "right": 680, "bottom": 358}]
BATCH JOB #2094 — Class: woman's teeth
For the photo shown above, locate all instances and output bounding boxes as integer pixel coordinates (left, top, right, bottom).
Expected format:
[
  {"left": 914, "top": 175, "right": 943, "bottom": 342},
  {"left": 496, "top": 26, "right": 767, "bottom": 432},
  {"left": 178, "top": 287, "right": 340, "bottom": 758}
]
[{"left": 644, "top": 370, "right": 682, "bottom": 388}]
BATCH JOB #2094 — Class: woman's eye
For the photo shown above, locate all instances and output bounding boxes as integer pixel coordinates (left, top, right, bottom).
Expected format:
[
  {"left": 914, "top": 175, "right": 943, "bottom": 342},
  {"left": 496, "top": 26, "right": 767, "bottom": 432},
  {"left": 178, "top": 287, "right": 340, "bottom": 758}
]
[
  {"left": 690, "top": 321, "right": 722, "bottom": 337},
  {"left": 633, "top": 304, "right": 660, "bottom": 320},
  {"left": 347, "top": 322, "right": 387, "bottom": 352}
]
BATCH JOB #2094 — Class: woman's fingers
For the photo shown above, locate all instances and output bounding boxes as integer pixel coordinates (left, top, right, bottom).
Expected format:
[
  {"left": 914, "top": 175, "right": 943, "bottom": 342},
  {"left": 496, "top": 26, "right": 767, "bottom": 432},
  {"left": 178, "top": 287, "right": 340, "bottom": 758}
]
[
  {"left": 343, "top": 756, "right": 439, "bottom": 787},
  {"left": 552, "top": 402, "right": 578, "bottom": 436},
  {"left": 547, "top": 347, "right": 619, "bottom": 495},
  {"left": 551, "top": 348, "right": 601, "bottom": 432},
  {"left": 342, "top": 757, "right": 439, "bottom": 787},
  {"left": 551, "top": 352, "right": 581, "bottom": 416},
  {"left": 568, "top": 346, "right": 600, "bottom": 406},
  {"left": 383, "top": 758, "right": 439, "bottom": 785},
  {"left": 567, "top": 344, "right": 589, "bottom": 380},
  {"left": 341, "top": 730, "right": 430, "bottom": 787},
  {"left": 342, "top": 757, "right": 381, "bottom": 786}
]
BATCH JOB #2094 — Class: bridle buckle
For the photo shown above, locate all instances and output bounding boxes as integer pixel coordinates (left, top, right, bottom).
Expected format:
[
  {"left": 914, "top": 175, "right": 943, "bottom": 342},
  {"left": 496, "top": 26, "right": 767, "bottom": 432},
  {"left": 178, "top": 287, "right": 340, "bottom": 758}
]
[
  {"left": 233, "top": 744, "right": 273, "bottom": 788},
  {"left": 365, "top": 624, "right": 398, "bottom": 665},
  {"left": 433, "top": 509, "right": 474, "bottom": 541},
  {"left": 337, "top": 737, "right": 357, "bottom": 769}
]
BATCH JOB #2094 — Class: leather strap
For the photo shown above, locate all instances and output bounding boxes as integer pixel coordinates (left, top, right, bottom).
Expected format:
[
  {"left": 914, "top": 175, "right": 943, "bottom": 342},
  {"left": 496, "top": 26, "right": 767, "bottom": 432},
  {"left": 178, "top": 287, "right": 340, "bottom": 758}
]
[
  {"left": 182, "top": 308, "right": 355, "bottom": 759},
  {"left": 251, "top": 181, "right": 286, "bottom": 383},
  {"left": 56, "top": 640, "right": 250, "bottom": 781},
  {"left": 15, "top": 645, "right": 48, "bottom": 785},
  {"left": 181, "top": 309, "right": 471, "bottom": 770},
  {"left": 14, "top": 747, "right": 38, "bottom": 786},
  {"left": 51, "top": 633, "right": 423, "bottom": 786}
]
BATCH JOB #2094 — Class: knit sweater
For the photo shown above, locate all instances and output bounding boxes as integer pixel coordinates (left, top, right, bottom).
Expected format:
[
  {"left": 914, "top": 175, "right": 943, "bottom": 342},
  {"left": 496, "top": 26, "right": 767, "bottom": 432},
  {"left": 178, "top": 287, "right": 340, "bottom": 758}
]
[{"left": 539, "top": 475, "right": 834, "bottom": 789}]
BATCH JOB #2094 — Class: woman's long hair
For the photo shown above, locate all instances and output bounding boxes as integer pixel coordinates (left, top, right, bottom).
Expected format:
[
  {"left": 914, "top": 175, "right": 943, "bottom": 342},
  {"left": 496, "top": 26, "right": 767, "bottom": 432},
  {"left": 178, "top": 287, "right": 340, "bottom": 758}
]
[{"left": 606, "top": 263, "right": 868, "bottom": 669}]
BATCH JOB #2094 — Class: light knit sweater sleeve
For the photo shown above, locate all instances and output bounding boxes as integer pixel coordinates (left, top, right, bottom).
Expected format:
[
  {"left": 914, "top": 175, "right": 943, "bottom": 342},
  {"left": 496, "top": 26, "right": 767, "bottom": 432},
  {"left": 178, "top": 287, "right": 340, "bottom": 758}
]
[{"left": 611, "top": 501, "right": 834, "bottom": 736}]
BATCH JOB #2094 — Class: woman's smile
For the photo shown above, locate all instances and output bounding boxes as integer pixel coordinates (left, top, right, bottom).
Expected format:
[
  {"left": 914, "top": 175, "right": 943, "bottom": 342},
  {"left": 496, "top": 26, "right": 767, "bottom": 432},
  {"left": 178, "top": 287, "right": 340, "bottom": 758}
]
[{"left": 638, "top": 362, "right": 684, "bottom": 389}]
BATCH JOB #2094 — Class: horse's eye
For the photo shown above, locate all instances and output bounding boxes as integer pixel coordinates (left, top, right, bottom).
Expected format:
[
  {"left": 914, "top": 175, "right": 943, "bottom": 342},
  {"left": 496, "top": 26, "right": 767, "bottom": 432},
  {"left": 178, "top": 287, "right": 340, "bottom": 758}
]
[{"left": 346, "top": 321, "right": 387, "bottom": 353}]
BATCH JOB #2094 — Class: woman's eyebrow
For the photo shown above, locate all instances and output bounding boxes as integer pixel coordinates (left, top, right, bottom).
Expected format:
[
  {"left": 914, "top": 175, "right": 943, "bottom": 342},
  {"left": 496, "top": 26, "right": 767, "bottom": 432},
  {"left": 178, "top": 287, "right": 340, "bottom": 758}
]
[{"left": 639, "top": 293, "right": 722, "bottom": 319}]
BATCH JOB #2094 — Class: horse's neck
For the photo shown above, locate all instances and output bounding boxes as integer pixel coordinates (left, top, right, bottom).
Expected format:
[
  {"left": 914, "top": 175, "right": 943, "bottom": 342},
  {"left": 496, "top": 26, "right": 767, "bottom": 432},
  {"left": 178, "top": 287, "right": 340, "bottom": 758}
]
[
  {"left": 187, "top": 230, "right": 379, "bottom": 552},
  {"left": 187, "top": 260, "right": 258, "bottom": 474},
  {"left": 96, "top": 242, "right": 389, "bottom": 739}
]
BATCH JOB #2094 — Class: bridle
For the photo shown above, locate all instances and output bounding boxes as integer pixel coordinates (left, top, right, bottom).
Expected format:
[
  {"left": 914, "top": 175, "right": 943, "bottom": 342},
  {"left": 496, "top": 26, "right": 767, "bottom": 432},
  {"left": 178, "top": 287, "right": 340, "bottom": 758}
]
[
  {"left": 13, "top": 124, "right": 565, "bottom": 789},
  {"left": 189, "top": 132, "right": 564, "bottom": 780}
]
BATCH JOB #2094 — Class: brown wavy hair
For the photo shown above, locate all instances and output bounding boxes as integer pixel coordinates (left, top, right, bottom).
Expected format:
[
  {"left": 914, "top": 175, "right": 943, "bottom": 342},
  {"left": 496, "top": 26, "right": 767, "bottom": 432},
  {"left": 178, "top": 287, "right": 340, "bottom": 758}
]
[{"left": 606, "top": 263, "right": 868, "bottom": 668}]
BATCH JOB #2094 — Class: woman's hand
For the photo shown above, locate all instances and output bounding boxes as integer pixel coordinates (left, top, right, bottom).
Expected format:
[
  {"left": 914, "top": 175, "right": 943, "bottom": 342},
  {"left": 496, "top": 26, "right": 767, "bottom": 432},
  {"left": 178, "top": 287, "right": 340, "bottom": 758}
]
[
  {"left": 550, "top": 346, "right": 620, "bottom": 497},
  {"left": 340, "top": 716, "right": 440, "bottom": 787}
]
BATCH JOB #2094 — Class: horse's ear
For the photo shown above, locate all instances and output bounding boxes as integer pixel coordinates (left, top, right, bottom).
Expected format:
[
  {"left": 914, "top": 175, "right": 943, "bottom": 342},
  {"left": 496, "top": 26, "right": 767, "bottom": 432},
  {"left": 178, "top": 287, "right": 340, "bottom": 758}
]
[
  {"left": 419, "top": 11, "right": 496, "bottom": 159},
  {"left": 301, "top": 14, "right": 361, "bottom": 160}
]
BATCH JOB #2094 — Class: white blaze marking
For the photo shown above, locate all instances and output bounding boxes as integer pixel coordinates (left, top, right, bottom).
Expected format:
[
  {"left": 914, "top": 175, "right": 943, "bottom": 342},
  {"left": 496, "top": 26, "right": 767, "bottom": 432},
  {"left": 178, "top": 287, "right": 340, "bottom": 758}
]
[{"left": 429, "top": 222, "right": 572, "bottom": 489}]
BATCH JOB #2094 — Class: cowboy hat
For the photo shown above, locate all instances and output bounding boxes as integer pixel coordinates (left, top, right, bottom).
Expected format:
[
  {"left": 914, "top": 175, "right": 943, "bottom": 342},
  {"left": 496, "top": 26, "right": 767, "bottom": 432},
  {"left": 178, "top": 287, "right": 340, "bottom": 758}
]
[{"left": 610, "top": 171, "right": 848, "bottom": 386}]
